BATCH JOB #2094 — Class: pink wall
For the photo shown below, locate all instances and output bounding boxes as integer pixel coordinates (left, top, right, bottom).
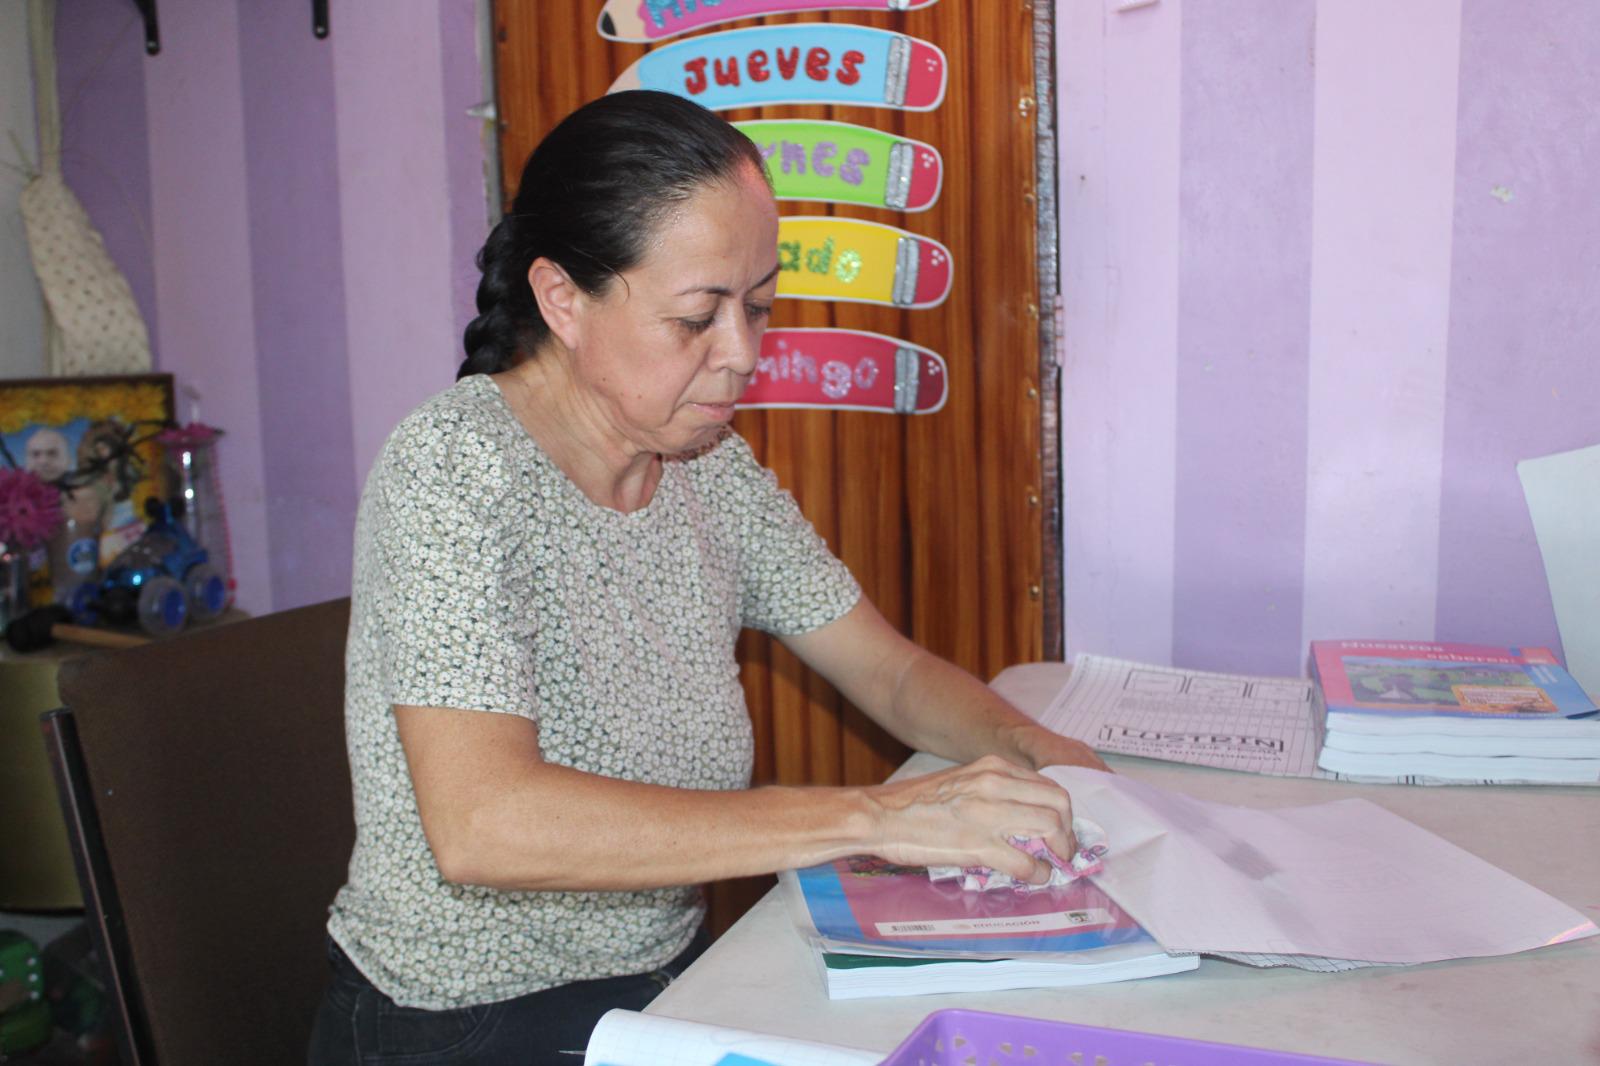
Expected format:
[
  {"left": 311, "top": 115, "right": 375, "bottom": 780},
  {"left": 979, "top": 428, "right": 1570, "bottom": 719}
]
[
  {"left": 1058, "top": 0, "right": 1600, "bottom": 676},
  {"left": 62, "top": 0, "right": 1595, "bottom": 657},
  {"left": 56, "top": 0, "right": 487, "bottom": 615}
]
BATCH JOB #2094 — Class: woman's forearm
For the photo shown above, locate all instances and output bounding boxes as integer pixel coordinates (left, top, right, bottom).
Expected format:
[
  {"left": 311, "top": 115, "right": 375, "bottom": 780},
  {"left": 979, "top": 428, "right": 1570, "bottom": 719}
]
[
  {"left": 436, "top": 767, "right": 878, "bottom": 891},
  {"left": 883, "top": 655, "right": 1108, "bottom": 774},
  {"left": 781, "top": 600, "right": 1104, "bottom": 774},
  {"left": 870, "top": 646, "right": 1044, "bottom": 766},
  {"left": 399, "top": 703, "right": 1079, "bottom": 893}
]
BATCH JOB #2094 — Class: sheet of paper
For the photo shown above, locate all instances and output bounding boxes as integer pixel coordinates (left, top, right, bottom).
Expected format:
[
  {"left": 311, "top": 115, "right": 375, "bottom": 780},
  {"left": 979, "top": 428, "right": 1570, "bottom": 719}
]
[
  {"left": 1518, "top": 442, "right": 1600, "bottom": 701},
  {"left": 1047, "top": 767, "right": 1598, "bottom": 966},
  {"left": 585, "top": 1009, "right": 879, "bottom": 1066},
  {"left": 1039, "top": 654, "right": 1326, "bottom": 776}
]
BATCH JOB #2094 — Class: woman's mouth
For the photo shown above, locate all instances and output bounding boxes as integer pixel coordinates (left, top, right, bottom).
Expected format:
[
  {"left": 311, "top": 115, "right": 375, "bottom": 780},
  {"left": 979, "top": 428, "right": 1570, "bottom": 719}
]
[
  {"left": 691, "top": 403, "right": 735, "bottom": 421},
  {"left": 690, "top": 399, "right": 739, "bottom": 420}
]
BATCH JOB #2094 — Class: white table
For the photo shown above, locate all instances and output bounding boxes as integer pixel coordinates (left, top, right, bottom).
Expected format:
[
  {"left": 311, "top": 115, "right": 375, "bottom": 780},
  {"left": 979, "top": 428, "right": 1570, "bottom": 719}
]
[{"left": 649, "top": 664, "right": 1600, "bottom": 1065}]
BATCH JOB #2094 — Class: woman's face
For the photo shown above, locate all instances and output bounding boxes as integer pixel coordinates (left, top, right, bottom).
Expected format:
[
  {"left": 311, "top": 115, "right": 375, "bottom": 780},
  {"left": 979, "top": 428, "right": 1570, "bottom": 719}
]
[{"left": 563, "top": 164, "right": 780, "bottom": 457}]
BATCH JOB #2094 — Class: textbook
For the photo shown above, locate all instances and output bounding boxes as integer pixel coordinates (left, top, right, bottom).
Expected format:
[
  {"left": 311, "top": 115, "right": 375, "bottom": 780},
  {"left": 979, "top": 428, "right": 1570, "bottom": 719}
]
[
  {"left": 1315, "top": 747, "right": 1600, "bottom": 782},
  {"left": 781, "top": 856, "right": 1197, "bottom": 999},
  {"left": 1311, "top": 640, "right": 1600, "bottom": 781},
  {"left": 1041, "top": 652, "right": 1600, "bottom": 785}
]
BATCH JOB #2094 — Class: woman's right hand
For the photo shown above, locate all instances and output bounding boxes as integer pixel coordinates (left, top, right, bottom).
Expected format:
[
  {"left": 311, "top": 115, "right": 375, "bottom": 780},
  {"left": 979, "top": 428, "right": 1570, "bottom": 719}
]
[{"left": 864, "top": 754, "right": 1078, "bottom": 885}]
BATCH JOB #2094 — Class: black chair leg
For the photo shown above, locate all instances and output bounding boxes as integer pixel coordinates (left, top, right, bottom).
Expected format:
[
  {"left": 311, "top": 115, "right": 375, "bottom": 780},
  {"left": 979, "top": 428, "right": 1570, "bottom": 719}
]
[{"left": 41, "top": 708, "right": 152, "bottom": 1066}]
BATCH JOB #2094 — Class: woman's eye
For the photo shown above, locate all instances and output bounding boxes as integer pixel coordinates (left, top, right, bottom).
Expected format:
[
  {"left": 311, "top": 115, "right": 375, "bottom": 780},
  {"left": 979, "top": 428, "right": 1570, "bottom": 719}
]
[
  {"left": 746, "top": 304, "right": 773, "bottom": 321},
  {"left": 680, "top": 316, "right": 715, "bottom": 334}
]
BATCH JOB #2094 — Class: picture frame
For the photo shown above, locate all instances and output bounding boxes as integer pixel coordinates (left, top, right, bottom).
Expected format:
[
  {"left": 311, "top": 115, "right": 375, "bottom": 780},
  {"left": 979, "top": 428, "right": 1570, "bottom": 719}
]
[{"left": 0, "top": 374, "right": 176, "bottom": 590}]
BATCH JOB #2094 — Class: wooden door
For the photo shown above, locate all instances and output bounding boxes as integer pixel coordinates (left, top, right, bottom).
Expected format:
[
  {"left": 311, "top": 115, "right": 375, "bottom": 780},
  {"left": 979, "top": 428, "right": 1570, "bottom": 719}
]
[{"left": 492, "top": 0, "right": 1055, "bottom": 934}]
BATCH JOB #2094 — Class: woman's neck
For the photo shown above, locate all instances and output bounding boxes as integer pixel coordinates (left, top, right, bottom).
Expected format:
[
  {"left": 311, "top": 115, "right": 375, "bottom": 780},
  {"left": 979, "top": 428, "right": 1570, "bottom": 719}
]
[{"left": 491, "top": 357, "right": 662, "bottom": 514}]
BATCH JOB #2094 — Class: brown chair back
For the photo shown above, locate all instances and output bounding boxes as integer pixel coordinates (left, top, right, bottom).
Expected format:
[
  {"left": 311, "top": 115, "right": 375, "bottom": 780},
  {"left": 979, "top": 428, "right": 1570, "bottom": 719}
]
[{"left": 43, "top": 598, "right": 353, "bottom": 1066}]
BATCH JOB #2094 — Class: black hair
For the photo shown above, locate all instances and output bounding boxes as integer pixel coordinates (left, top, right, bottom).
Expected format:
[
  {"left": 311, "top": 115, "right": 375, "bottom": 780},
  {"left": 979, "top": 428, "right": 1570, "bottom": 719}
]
[{"left": 458, "top": 90, "right": 768, "bottom": 378}]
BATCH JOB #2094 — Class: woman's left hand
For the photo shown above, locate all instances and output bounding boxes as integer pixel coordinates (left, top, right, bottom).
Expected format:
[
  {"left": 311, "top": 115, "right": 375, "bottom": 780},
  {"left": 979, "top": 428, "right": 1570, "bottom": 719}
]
[{"left": 1013, "top": 725, "right": 1111, "bottom": 773}]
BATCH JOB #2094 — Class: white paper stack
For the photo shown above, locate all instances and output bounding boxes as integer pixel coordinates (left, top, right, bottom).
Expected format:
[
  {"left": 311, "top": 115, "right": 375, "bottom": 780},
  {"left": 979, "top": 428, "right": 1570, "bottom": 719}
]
[{"left": 1310, "top": 640, "right": 1600, "bottom": 784}]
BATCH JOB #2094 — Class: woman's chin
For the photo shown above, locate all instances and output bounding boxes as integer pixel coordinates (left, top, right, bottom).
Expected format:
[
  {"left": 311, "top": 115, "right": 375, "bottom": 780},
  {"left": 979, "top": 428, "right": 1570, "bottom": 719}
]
[{"left": 659, "top": 412, "right": 738, "bottom": 456}]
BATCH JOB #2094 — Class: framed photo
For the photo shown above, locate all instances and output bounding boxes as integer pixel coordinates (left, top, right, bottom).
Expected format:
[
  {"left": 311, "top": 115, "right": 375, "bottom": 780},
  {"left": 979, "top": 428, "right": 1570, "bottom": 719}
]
[{"left": 0, "top": 374, "right": 175, "bottom": 579}]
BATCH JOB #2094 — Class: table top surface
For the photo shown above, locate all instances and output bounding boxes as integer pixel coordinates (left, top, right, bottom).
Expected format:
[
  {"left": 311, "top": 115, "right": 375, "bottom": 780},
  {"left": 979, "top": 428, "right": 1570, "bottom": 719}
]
[
  {"left": 647, "top": 663, "right": 1600, "bottom": 1066},
  {"left": 0, "top": 607, "right": 251, "bottom": 667}
]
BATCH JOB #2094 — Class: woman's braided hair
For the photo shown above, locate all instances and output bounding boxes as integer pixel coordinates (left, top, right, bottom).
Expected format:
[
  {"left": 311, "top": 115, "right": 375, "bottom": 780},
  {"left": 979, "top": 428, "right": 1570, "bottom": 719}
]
[{"left": 458, "top": 91, "right": 768, "bottom": 378}]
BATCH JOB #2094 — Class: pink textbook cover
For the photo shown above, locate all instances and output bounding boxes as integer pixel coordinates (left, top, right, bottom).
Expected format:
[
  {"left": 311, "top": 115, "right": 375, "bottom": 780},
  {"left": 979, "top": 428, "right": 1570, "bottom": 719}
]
[
  {"left": 796, "top": 855, "right": 1159, "bottom": 956},
  {"left": 1310, "top": 640, "right": 1595, "bottom": 718}
]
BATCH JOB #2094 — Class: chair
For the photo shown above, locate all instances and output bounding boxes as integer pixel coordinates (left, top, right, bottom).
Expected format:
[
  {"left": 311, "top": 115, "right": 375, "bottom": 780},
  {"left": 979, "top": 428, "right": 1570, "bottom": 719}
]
[{"left": 41, "top": 598, "right": 354, "bottom": 1066}]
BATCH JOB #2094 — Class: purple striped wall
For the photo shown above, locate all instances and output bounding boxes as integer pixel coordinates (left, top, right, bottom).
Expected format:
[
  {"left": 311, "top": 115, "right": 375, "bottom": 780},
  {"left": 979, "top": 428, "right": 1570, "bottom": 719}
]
[
  {"left": 333, "top": 5, "right": 463, "bottom": 490},
  {"left": 441, "top": 2, "right": 489, "bottom": 345},
  {"left": 1436, "top": 0, "right": 1600, "bottom": 652},
  {"left": 54, "top": 1, "right": 487, "bottom": 616},
  {"left": 1300, "top": 0, "right": 1461, "bottom": 652},
  {"left": 237, "top": 1, "right": 357, "bottom": 611},
  {"left": 1172, "top": 1, "right": 1314, "bottom": 676},
  {"left": 1060, "top": 0, "right": 1598, "bottom": 676},
  {"left": 54, "top": 7, "right": 157, "bottom": 343},
  {"left": 145, "top": 0, "right": 272, "bottom": 611},
  {"left": 1059, "top": 0, "right": 1180, "bottom": 668},
  {"left": 53, "top": 0, "right": 1593, "bottom": 664}
]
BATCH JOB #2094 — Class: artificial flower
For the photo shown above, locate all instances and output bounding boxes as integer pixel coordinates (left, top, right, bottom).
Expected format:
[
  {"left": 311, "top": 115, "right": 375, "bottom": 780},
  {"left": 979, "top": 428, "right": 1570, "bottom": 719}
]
[{"left": 0, "top": 467, "right": 65, "bottom": 550}]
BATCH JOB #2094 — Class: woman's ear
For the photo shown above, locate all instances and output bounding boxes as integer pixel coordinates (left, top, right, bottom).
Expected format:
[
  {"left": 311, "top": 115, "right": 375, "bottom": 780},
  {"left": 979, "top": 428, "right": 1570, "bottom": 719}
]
[{"left": 528, "top": 258, "right": 584, "bottom": 351}]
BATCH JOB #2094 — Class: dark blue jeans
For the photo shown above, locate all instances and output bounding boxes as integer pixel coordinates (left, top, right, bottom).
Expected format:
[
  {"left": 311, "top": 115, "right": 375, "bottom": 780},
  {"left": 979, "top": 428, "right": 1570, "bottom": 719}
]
[{"left": 306, "top": 930, "right": 708, "bottom": 1065}]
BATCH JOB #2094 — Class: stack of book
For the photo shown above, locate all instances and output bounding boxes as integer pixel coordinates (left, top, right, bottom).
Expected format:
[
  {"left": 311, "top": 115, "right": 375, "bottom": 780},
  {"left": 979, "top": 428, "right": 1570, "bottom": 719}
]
[
  {"left": 1310, "top": 640, "right": 1600, "bottom": 783},
  {"left": 781, "top": 855, "right": 1196, "bottom": 999}
]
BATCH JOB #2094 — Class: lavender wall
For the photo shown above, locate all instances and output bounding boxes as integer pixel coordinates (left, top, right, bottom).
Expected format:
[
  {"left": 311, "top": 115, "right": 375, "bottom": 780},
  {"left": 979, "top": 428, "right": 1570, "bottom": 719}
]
[
  {"left": 1, "top": 5, "right": 45, "bottom": 380},
  {"left": 54, "top": 7, "right": 157, "bottom": 345},
  {"left": 56, "top": 0, "right": 1593, "bottom": 660},
  {"left": 237, "top": 1, "right": 354, "bottom": 609},
  {"left": 54, "top": 0, "right": 487, "bottom": 615},
  {"left": 1059, "top": 0, "right": 1600, "bottom": 676},
  {"left": 1435, "top": 0, "right": 1600, "bottom": 648}
]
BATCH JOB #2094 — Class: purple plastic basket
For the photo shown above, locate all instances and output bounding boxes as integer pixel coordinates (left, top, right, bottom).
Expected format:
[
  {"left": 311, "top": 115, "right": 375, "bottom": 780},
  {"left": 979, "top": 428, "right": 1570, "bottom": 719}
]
[{"left": 878, "top": 1009, "right": 1372, "bottom": 1066}]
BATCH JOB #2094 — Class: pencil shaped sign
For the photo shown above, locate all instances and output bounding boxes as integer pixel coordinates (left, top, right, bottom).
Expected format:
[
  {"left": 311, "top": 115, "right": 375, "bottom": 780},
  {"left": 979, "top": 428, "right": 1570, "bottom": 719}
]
[
  {"left": 741, "top": 329, "right": 948, "bottom": 413},
  {"left": 736, "top": 119, "right": 943, "bottom": 211},
  {"left": 598, "top": 0, "right": 942, "bottom": 43},
  {"left": 607, "top": 24, "right": 947, "bottom": 112},
  {"left": 776, "top": 216, "right": 952, "bottom": 308}
]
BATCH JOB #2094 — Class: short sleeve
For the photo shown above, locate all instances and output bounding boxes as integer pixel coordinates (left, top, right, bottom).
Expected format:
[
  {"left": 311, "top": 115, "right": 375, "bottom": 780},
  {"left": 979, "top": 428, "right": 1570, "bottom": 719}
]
[
  {"left": 706, "top": 436, "right": 861, "bottom": 635},
  {"left": 359, "top": 414, "right": 537, "bottom": 719}
]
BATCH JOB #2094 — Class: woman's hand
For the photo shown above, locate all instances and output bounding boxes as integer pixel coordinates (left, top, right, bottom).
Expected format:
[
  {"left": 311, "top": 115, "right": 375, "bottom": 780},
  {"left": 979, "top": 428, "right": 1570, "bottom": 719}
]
[
  {"left": 1009, "top": 724, "right": 1111, "bottom": 773},
  {"left": 865, "top": 755, "right": 1078, "bottom": 885}
]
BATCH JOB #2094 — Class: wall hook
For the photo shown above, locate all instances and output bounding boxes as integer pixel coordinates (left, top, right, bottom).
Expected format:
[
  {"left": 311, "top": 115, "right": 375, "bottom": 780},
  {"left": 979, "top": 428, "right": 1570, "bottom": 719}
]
[
  {"left": 313, "top": 0, "right": 329, "bottom": 39},
  {"left": 131, "top": 0, "right": 159, "bottom": 55}
]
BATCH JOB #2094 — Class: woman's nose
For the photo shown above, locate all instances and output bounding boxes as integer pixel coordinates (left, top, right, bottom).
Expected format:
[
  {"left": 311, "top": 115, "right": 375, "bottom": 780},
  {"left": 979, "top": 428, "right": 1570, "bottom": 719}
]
[{"left": 713, "top": 320, "right": 761, "bottom": 376}]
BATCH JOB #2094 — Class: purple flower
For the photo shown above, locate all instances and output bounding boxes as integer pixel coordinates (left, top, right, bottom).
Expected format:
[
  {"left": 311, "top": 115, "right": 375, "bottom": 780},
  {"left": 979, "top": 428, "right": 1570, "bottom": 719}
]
[{"left": 0, "top": 467, "right": 66, "bottom": 549}]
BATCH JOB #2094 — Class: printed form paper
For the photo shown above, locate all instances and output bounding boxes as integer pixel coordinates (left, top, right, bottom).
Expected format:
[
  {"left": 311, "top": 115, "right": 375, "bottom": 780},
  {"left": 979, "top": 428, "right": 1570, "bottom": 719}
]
[
  {"left": 1045, "top": 768, "right": 1598, "bottom": 968},
  {"left": 1040, "top": 654, "right": 1325, "bottom": 777},
  {"left": 585, "top": 1010, "right": 878, "bottom": 1066}
]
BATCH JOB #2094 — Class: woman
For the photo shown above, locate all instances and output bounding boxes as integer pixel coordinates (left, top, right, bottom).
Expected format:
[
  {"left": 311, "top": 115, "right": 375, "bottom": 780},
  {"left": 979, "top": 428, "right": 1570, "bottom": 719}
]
[{"left": 309, "top": 90, "right": 1105, "bottom": 1064}]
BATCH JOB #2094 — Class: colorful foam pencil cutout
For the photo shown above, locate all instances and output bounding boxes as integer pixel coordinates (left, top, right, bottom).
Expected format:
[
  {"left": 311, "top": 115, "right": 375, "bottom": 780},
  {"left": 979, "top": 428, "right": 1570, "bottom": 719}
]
[
  {"left": 741, "top": 329, "right": 947, "bottom": 413},
  {"left": 607, "top": 24, "right": 947, "bottom": 112},
  {"left": 598, "top": 0, "right": 941, "bottom": 43},
  {"left": 736, "top": 119, "right": 942, "bottom": 212},
  {"left": 776, "top": 216, "right": 951, "bottom": 308}
]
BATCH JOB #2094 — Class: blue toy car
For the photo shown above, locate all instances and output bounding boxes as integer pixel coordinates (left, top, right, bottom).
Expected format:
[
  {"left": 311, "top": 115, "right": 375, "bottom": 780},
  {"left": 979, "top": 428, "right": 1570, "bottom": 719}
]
[{"left": 85, "top": 498, "right": 228, "bottom": 637}]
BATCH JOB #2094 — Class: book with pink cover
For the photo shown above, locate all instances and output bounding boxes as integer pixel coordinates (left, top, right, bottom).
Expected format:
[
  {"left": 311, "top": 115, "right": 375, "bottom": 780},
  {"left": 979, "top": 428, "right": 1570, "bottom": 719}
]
[
  {"left": 791, "top": 855, "right": 1165, "bottom": 959},
  {"left": 784, "top": 854, "right": 1197, "bottom": 997},
  {"left": 1310, "top": 640, "right": 1597, "bottom": 737}
]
